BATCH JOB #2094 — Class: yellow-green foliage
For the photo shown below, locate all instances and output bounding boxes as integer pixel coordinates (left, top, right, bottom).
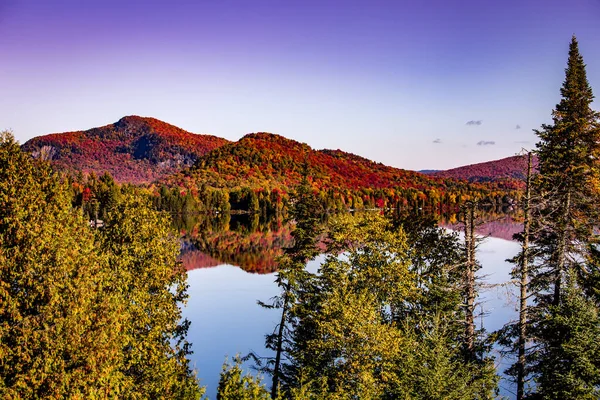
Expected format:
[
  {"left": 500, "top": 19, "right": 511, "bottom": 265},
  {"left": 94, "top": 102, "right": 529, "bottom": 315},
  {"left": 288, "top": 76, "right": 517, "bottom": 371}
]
[
  {"left": 217, "top": 357, "right": 272, "bottom": 400},
  {"left": 288, "top": 213, "right": 497, "bottom": 399},
  {"left": 0, "top": 131, "right": 202, "bottom": 399}
]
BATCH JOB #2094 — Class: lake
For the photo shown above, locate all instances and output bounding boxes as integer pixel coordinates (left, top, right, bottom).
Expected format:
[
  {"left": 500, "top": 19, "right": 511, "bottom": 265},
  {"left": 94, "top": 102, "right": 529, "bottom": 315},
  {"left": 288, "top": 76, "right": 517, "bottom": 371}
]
[{"left": 179, "top": 214, "right": 522, "bottom": 399}]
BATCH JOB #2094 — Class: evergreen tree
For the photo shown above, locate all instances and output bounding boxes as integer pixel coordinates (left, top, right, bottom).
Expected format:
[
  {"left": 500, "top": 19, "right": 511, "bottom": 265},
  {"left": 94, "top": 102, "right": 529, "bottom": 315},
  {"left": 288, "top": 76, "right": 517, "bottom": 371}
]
[
  {"left": 529, "top": 36, "right": 600, "bottom": 397},
  {"left": 0, "top": 131, "right": 122, "bottom": 397},
  {"left": 289, "top": 213, "right": 497, "bottom": 399},
  {"left": 532, "top": 36, "right": 600, "bottom": 306},
  {"left": 533, "top": 284, "right": 600, "bottom": 399},
  {"left": 254, "top": 165, "right": 323, "bottom": 398},
  {"left": 0, "top": 131, "right": 203, "bottom": 398},
  {"left": 217, "top": 357, "right": 272, "bottom": 400},
  {"left": 98, "top": 191, "right": 202, "bottom": 399}
]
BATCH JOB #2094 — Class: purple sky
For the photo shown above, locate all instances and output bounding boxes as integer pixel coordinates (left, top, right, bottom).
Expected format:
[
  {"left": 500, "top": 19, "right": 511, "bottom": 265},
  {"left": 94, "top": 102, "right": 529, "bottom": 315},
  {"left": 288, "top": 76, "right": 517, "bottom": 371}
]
[{"left": 1, "top": 0, "right": 599, "bottom": 170}]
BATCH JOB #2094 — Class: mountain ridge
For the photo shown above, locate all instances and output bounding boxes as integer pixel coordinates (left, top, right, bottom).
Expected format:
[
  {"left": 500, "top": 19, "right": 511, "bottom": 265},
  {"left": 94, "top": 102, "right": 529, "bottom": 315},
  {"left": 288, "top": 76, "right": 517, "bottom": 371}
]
[
  {"left": 22, "top": 117, "right": 521, "bottom": 210},
  {"left": 431, "top": 154, "right": 538, "bottom": 189},
  {"left": 22, "top": 116, "right": 230, "bottom": 183}
]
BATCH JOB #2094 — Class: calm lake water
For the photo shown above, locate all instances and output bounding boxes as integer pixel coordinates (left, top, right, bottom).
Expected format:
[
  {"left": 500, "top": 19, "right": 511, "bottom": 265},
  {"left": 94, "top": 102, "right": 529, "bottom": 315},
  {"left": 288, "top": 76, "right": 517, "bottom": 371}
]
[{"left": 180, "top": 215, "right": 522, "bottom": 399}]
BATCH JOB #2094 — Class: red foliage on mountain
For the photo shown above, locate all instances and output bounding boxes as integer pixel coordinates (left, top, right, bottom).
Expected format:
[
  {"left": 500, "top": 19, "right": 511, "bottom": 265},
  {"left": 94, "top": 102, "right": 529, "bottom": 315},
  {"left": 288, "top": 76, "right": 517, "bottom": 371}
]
[
  {"left": 22, "top": 116, "right": 229, "bottom": 183},
  {"left": 432, "top": 155, "right": 539, "bottom": 190},
  {"left": 173, "top": 132, "right": 494, "bottom": 203}
]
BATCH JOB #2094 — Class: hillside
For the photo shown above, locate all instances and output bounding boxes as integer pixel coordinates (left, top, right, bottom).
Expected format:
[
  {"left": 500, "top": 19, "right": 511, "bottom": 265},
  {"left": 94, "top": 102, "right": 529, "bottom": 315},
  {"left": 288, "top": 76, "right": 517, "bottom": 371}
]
[
  {"left": 432, "top": 155, "right": 538, "bottom": 189},
  {"left": 164, "top": 132, "right": 504, "bottom": 212},
  {"left": 175, "top": 132, "right": 443, "bottom": 191},
  {"left": 22, "top": 116, "right": 229, "bottom": 183}
]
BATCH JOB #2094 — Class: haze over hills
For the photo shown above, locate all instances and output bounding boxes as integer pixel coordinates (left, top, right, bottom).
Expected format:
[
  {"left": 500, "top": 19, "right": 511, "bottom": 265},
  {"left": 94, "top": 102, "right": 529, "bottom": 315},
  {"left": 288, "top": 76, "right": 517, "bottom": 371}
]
[{"left": 22, "top": 116, "right": 230, "bottom": 183}]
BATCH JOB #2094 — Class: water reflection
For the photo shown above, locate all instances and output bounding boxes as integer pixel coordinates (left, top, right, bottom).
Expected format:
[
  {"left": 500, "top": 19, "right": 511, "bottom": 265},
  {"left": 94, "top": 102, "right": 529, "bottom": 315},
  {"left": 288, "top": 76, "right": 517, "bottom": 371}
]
[
  {"left": 178, "top": 210, "right": 523, "bottom": 274},
  {"left": 179, "top": 214, "right": 294, "bottom": 274},
  {"left": 182, "top": 238, "right": 520, "bottom": 399}
]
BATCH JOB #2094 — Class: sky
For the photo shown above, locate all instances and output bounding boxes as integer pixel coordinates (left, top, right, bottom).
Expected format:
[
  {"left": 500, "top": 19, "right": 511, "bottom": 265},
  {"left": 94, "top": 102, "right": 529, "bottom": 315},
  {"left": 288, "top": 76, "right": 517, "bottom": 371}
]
[{"left": 1, "top": 0, "right": 600, "bottom": 170}]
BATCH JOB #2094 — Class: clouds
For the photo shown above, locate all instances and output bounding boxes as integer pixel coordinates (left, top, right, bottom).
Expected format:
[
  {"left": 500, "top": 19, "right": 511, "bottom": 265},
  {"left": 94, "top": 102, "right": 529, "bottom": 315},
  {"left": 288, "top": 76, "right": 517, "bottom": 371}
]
[
  {"left": 433, "top": 138, "right": 442, "bottom": 144},
  {"left": 466, "top": 120, "right": 483, "bottom": 126},
  {"left": 477, "top": 140, "right": 495, "bottom": 146}
]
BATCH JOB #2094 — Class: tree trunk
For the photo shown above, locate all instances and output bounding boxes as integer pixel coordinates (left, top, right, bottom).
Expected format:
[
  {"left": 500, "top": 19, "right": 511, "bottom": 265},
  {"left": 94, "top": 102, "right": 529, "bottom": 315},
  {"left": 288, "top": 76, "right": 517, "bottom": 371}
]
[
  {"left": 271, "top": 286, "right": 289, "bottom": 399},
  {"left": 464, "top": 202, "right": 476, "bottom": 361},
  {"left": 553, "top": 189, "right": 571, "bottom": 306},
  {"left": 517, "top": 152, "right": 533, "bottom": 400}
]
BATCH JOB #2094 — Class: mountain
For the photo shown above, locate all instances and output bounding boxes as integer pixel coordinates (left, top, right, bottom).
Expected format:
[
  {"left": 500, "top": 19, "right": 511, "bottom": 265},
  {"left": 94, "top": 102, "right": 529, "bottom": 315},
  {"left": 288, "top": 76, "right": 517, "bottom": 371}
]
[
  {"left": 164, "top": 132, "right": 499, "bottom": 212},
  {"left": 22, "top": 116, "right": 230, "bottom": 183},
  {"left": 174, "top": 132, "right": 445, "bottom": 191},
  {"left": 432, "top": 155, "right": 538, "bottom": 189}
]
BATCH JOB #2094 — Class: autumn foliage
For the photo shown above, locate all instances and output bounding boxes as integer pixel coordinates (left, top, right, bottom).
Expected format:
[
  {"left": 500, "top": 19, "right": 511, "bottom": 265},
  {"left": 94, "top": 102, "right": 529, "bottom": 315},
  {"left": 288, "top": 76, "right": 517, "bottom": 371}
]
[{"left": 22, "top": 116, "right": 229, "bottom": 183}]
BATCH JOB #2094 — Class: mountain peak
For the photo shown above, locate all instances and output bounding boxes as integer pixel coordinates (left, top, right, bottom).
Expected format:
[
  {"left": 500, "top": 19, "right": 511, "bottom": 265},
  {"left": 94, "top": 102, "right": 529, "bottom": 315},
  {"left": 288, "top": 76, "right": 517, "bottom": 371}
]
[{"left": 23, "top": 117, "right": 229, "bottom": 183}]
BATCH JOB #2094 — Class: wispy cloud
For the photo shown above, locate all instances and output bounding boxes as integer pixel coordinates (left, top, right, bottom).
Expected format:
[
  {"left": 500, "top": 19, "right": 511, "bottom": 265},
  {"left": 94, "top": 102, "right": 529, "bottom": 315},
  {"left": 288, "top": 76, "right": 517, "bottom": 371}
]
[
  {"left": 466, "top": 120, "right": 482, "bottom": 126},
  {"left": 433, "top": 138, "right": 442, "bottom": 144},
  {"left": 514, "top": 140, "right": 530, "bottom": 144},
  {"left": 516, "top": 124, "right": 521, "bottom": 130},
  {"left": 477, "top": 140, "right": 495, "bottom": 146}
]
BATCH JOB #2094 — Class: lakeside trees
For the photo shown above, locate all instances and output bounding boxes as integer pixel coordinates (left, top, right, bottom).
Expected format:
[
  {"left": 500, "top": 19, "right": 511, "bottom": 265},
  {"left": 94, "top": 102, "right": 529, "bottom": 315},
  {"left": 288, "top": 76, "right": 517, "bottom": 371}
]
[
  {"left": 0, "top": 131, "right": 202, "bottom": 399},
  {"left": 526, "top": 36, "right": 600, "bottom": 399},
  {"left": 497, "top": 36, "right": 600, "bottom": 399}
]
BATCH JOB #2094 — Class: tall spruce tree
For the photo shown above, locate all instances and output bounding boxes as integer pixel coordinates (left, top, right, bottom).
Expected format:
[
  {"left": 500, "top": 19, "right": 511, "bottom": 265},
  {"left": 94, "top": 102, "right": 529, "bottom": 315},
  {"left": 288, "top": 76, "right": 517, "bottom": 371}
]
[
  {"left": 532, "top": 36, "right": 600, "bottom": 306},
  {"left": 529, "top": 36, "right": 600, "bottom": 397}
]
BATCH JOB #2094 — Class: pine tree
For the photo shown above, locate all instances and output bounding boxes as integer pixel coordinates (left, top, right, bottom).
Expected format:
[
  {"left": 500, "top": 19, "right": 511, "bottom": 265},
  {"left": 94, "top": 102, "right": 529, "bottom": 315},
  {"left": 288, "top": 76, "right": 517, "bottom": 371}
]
[
  {"left": 254, "top": 165, "right": 323, "bottom": 398},
  {"left": 532, "top": 35, "right": 600, "bottom": 306},
  {"left": 529, "top": 36, "right": 600, "bottom": 397}
]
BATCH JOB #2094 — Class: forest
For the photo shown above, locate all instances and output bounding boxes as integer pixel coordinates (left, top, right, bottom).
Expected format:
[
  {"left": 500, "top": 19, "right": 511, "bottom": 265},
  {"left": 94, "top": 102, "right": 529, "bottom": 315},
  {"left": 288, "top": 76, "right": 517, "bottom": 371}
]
[{"left": 1, "top": 37, "right": 600, "bottom": 399}]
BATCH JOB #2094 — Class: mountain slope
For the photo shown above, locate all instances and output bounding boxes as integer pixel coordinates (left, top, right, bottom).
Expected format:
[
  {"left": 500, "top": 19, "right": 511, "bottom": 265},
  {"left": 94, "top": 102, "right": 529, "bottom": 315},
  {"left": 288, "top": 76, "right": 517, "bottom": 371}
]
[
  {"left": 167, "top": 132, "right": 496, "bottom": 208},
  {"left": 432, "top": 155, "right": 538, "bottom": 189},
  {"left": 22, "top": 116, "right": 229, "bottom": 183}
]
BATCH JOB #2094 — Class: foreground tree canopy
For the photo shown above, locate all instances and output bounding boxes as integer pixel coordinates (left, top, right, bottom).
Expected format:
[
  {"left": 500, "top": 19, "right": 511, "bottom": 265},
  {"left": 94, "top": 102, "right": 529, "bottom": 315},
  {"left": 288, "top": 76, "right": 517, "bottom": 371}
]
[{"left": 0, "top": 131, "right": 202, "bottom": 399}]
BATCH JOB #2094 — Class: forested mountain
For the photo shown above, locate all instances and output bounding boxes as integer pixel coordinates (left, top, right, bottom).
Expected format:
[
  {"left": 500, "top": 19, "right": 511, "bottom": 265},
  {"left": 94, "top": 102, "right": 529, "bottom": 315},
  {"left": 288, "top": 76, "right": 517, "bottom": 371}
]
[
  {"left": 431, "top": 155, "right": 539, "bottom": 189},
  {"left": 184, "top": 131, "right": 441, "bottom": 191},
  {"left": 23, "top": 117, "right": 519, "bottom": 213},
  {"left": 22, "top": 116, "right": 229, "bottom": 183},
  {"left": 165, "top": 131, "right": 509, "bottom": 212}
]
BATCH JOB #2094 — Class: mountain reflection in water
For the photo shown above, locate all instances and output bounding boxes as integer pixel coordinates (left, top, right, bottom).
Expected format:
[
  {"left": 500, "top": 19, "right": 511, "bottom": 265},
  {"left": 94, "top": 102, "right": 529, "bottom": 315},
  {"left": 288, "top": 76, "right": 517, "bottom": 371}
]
[
  {"left": 178, "top": 213, "right": 294, "bottom": 274},
  {"left": 178, "top": 210, "right": 523, "bottom": 274},
  {"left": 179, "top": 211, "right": 523, "bottom": 398}
]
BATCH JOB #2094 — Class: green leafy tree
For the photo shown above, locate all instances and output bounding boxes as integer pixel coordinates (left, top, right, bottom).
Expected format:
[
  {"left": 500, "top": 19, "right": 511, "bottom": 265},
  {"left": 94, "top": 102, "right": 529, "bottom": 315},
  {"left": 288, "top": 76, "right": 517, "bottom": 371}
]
[
  {"left": 290, "top": 213, "right": 497, "bottom": 399},
  {"left": 0, "top": 131, "right": 202, "bottom": 398}
]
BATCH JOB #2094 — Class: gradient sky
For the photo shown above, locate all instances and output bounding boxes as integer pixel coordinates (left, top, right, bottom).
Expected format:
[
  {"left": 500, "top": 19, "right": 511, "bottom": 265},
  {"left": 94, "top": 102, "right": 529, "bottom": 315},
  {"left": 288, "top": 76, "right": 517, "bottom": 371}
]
[{"left": 1, "top": 0, "right": 599, "bottom": 170}]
